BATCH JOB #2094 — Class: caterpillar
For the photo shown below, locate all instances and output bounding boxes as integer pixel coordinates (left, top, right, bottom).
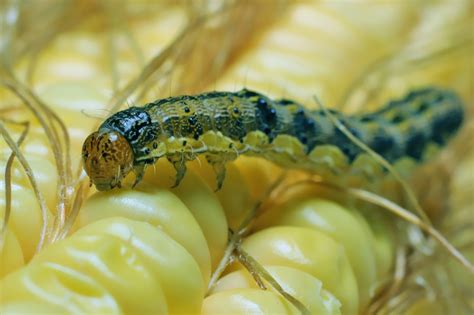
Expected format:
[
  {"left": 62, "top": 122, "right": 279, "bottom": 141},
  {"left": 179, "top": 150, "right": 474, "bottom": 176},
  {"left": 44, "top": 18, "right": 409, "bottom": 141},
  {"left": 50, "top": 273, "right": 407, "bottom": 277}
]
[{"left": 82, "top": 87, "right": 464, "bottom": 191}]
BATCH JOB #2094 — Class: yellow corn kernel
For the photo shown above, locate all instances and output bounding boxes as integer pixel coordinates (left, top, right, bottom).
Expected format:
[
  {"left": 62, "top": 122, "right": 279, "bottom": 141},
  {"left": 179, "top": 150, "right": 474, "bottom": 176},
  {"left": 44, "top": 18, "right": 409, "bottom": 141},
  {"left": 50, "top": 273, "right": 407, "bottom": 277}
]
[
  {"left": 230, "top": 226, "right": 359, "bottom": 315},
  {"left": 351, "top": 210, "right": 395, "bottom": 280},
  {"left": 233, "top": 156, "right": 284, "bottom": 202},
  {"left": 0, "top": 183, "right": 52, "bottom": 261},
  {"left": 0, "top": 221, "right": 24, "bottom": 278},
  {"left": 0, "top": 301, "right": 70, "bottom": 315},
  {"left": 73, "top": 217, "right": 205, "bottom": 314},
  {"left": 143, "top": 158, "right": 228, "bottom": 270},
  {"left": 211, "top": 265, "right": 341, "bottom": 315},
  {"left": 0, "top": 262, "right": 122, "bottom": 314},
  {"left": 255, "top": 197, "right": 379, "bottom": 309},
  {"left": 0, "top": 126, "right": 53, "bottom": 162},
  {"left": 31, "top": 233, "right": 168, "bottom": 314},
  {"left": 189, "top": 160, "right": 254, "bottom": 231},
  {"left": 0, "top": 157, "right": 57, "bottom": 210},
  {"left": 202, "top": 288, "right": 300, "bottom": 315},
  {"left": 76, "top": 182, "right": 212, "bottom": 283}
]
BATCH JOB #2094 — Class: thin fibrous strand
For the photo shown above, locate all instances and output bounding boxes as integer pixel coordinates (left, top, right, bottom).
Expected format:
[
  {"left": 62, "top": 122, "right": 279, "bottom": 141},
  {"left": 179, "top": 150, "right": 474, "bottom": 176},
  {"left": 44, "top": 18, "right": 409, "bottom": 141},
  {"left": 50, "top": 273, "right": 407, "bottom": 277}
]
[
  {"left": 11, "top": 3, "right": 98, "bottom": 85},
  {"left": 16, "top": 2, "right": 93, "bottom": 60},
  {"left": 26, "top": 86, "right": 73, "bottom": 188},
  {"left": 365, "top": 39, "right": 471, "bottom": 114},
  {"left": 296, "top": 178, "right": 474, "bottom": 273},
  {"left": 102, "top": 0, "right": 145, "bottom": 93},
  {"left": 104, "top": 2, "right": 121, "bottom": 93},
  {"left": 401, "top": 35, "right": 472, "bottom": 69},
  {"left": 368, "top": 246, "right": 407, "bottom": 315},
  {"left": 207, "top": 172, "right": 287, "bottom": 293},
  {"left": 0, "top": 121, "right": 49, "bottom": 253},
  {"left": 339, "top": 23, "right": 473, "bottom": 112},
  {"left": 3, "top": 0, "right": 80, "bottom": 188},
  {"left": 379, "top": 287, "right": 426, "bottom": 315},
  {"left": 235, "top": 245, "right": 311, "bottom": 315},
  {"left": 442, "top": 259, "right": 472, "bottom": 312},
  {"left": 56, "top": 180, "right": 89, "bottom": 241},
  {"left": 121, "top": 16, "right": 145, "bottom": 68},
  {"left": 314, "top": 95, "right": 432, "bottom": 225},
  {"left": 396, "top": 234, "right": 469, "bottom": 313},
  {"left": 2, "top": 81, "right": 70, "bottom": 235},
  {"left": 0, "top": 120, "right": 29, "bottom": 250},
  {"left": 0, "top": 76, "right": 71, "bottom": 244},
  {"left": 133, "top": 67, "right": 175, "bottom": 105},
  {"left": 383, "top": 263, "right": 454, "bottom": 314},
  {"left": 348, "top": 185, "right": 473, "bottom": 274},
  {"left": 105, "top": 3, "right": 235, "bottom": 115},
  {"left": 206, "top": 228, "right": 239, "bottom": 295},
  {"left": 55, "top": 156, "right": 93, "bottom": 242},
  {"left": 237, "top": 172, "right": 289, "bottom": 235},
  {"left": 0, "top": 0, "right": 20, "bottom": 67},
  {"left": 106, "top": 13, "right": 210, "bottom": 114},
  {"left": 1, "top": 2, "right": 76, "bottom": 242},
  {"left": 0, "top": 106, "right": 23, "bottom": 114}
]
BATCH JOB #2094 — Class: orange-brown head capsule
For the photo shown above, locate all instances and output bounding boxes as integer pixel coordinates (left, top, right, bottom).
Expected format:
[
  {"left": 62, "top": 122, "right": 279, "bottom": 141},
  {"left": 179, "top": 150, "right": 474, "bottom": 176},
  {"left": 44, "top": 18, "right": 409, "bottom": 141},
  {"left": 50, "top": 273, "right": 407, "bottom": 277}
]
[{"left": 82, "top": 131, "right": 134, "bottom": 191}]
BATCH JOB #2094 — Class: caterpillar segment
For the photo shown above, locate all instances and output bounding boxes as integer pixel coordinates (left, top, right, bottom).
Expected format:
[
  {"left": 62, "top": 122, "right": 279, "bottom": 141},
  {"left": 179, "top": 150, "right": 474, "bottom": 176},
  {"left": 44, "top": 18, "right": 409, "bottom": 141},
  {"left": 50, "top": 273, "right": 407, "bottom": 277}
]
[{"left": 82, "top": 87, "right": 464, "bottom": 191}]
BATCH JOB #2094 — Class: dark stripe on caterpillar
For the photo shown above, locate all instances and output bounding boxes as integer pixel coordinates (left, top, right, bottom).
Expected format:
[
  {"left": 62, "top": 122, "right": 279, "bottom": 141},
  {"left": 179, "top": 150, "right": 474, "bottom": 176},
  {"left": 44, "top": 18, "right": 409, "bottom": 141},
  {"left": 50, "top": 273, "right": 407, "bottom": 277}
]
[{"left": 83, "top": 87, "right": 464, "bottom": 191}]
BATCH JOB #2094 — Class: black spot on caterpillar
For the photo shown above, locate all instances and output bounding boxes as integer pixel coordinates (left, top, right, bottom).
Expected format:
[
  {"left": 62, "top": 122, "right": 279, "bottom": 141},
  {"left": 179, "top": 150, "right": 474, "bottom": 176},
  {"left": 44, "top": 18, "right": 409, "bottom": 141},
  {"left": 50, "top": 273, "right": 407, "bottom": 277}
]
[{"left": 82, "top": 87, "right": 464, "bottom": 191}]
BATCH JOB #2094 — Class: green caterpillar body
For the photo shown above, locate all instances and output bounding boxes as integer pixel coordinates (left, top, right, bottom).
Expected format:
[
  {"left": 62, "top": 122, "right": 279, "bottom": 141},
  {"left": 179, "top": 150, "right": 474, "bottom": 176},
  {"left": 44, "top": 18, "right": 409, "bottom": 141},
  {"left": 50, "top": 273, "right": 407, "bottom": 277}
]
[{"left": 82, "top": 87, "right": 464, "bottom": 191}]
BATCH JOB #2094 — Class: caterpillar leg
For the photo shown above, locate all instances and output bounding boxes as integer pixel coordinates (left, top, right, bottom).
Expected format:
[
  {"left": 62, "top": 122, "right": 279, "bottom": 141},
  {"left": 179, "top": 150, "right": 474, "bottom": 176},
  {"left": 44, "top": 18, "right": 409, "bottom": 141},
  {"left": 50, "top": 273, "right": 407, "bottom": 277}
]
[
  {"left": 132, "top": 163, "right": 147, "bottom": 188},
  {"left": 347, "top": 154, "right": 386, "bottom": 190},
  {"left": 308, "top": 145, "right": 350, "bottom": 180},
  {"left": 205, "top": 152, "right": 239, "bottom": 191},
  {"left": 205, "top": 154, "right": 226, "bottom": 191},
  {"left": 167, "top": 154, "right": 188, "bottom": 188}
]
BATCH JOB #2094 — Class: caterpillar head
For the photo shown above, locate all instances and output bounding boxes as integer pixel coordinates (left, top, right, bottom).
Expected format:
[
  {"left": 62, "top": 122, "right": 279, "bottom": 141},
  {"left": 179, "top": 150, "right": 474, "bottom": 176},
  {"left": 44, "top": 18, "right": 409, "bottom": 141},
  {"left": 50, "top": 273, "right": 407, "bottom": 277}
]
[{"left": 82, "top": 131, "right": 134, "bottom": 191}]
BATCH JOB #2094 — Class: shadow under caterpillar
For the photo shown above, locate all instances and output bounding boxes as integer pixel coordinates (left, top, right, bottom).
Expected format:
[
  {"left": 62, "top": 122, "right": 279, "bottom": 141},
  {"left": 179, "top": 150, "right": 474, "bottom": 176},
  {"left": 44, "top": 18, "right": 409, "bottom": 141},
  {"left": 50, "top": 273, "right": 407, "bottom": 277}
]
[{"left": 82, "top": 87, "right": 464, "bottom": 191}]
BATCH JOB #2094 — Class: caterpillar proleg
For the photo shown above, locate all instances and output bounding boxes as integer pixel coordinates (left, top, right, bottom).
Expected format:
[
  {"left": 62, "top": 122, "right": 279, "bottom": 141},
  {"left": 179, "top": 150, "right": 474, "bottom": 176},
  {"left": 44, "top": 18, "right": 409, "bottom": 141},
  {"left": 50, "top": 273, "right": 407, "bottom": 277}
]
[{"left": 82, "top": 87, "right": 464, "bottom": 191}]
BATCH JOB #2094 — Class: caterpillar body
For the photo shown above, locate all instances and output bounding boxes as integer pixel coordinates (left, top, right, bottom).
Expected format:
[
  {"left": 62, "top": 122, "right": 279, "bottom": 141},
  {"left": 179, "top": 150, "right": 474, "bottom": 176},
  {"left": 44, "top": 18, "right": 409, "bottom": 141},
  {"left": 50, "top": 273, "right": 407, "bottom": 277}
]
[{"left": 82, "top": 87, "right": 464, "bottom": 191}]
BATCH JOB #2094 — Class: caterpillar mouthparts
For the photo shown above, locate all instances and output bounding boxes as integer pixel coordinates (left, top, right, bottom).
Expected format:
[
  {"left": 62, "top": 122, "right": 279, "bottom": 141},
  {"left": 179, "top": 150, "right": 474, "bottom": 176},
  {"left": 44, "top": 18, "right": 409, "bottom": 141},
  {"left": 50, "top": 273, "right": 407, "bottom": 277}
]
[{"left": 82, "top": 131, "right": 135, "bottom": 191}]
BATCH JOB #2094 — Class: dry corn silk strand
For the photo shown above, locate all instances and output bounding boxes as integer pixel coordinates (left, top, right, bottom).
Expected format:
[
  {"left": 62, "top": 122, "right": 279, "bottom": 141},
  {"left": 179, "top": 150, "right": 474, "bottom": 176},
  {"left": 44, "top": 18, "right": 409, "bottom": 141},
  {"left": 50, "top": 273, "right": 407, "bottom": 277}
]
[{"left": 0, "top": 1, "right": 473, "bottom": 315}]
